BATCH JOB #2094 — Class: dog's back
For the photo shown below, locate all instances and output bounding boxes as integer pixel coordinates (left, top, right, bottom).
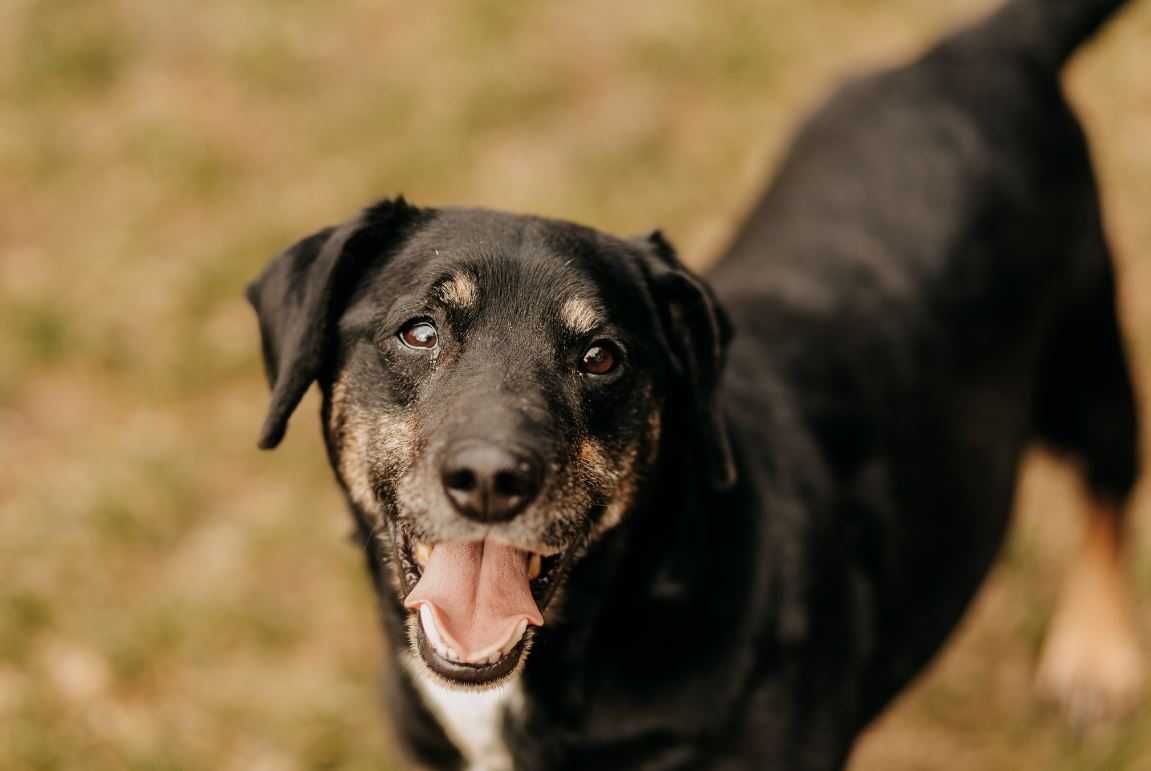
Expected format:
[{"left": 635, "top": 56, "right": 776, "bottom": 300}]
[
  {"left": 712, "top": 0, "right": 1141, "bottom": 737},
  {"left": 711, "top": 0, "right": 1139, "bottom": 733},
  {"left": 714, "top": 0, "right": 1125, "bottom": 305}
]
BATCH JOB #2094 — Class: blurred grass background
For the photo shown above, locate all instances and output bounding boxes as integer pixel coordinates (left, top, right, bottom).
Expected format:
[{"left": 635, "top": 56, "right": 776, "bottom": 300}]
[{"left": 2, "top": 0, "right": 1149, "bottom": 768}]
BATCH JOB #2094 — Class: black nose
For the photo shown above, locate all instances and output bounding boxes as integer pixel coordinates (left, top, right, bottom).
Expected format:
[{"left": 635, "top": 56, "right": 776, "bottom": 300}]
[{"left": 441, "top": 440, "right": 543, "bottom": 522}]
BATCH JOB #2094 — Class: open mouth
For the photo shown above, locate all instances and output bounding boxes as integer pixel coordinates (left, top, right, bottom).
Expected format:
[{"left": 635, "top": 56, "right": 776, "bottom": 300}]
[{"left": 394, "top": 527, "right": 569, "bottom": 687}]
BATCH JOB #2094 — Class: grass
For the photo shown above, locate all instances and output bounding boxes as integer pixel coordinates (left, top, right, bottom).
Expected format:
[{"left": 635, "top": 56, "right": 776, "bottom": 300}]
[{"left": 2, "top": 0, "right": 1149, "bottom": 768}]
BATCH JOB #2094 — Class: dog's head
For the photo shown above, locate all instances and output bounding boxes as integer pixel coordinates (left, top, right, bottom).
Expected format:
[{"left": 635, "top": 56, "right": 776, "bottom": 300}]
[{"left": 247, "top": 198, "right": 734, "bottom": 688}]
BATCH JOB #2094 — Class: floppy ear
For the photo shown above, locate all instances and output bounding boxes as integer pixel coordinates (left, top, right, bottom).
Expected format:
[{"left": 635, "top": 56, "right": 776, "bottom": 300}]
[
  {"left": 638, "top": 230, "right": 737, "bottom": 489},
  {"left": 246, "top": 197, "right": 414, "bottom": 450}
]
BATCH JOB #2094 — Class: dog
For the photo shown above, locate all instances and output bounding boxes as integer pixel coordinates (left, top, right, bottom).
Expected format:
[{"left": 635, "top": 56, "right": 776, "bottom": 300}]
[{"left": 246, "top": 0, "right": 1142, "bottom": 767}]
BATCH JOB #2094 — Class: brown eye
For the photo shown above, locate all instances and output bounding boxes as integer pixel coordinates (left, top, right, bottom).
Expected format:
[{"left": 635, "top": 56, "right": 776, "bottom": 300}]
[
  {"left": 398, "top": 320, "right": 438, "bottom": 350},
  {"left": 579, "top": 341, "right": 620, "bottom": 376}
]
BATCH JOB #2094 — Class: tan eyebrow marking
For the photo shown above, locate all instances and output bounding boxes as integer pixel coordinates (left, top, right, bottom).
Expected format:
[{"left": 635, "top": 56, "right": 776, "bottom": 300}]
[
  {"left": 560, "top": 297, "right": 602, "bottom": 335},
  {"left": 435, "top": 272, "right": 479, "bottom": 309}
]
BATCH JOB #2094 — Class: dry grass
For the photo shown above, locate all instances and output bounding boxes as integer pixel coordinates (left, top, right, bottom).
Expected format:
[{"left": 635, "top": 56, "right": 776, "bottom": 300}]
[{"left": 2, "top": 0, "right": 1149, "bottom": 768}]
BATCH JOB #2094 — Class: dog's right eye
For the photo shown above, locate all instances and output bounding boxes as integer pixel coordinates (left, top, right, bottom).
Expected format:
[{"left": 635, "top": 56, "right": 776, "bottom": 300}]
[{"left": 398, "top": 320, "right": 439, "bottom": 350}]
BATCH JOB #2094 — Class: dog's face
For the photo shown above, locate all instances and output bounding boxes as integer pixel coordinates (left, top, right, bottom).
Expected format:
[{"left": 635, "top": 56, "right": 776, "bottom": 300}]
[{"left": 248, "top": 199, "right": 733, "bottom": 688}]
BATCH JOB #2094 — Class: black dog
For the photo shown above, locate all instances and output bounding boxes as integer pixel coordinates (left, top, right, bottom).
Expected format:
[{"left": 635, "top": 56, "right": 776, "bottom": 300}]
[{"left": 247, "top": 0, "right": 1142, "bottom": 767}]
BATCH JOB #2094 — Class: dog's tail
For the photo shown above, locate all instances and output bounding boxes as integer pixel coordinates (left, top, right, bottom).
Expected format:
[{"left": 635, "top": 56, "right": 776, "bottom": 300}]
[{"left": 974, "top": 0, "right": 1132, "bottom": 71}]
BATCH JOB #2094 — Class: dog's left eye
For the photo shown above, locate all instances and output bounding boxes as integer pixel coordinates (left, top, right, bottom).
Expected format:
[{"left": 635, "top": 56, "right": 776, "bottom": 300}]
[
  {"left": 398, "top": 320, "right": 439, "bottom": 350},
  {"left": 579, "top": 340, "right": 622, "bottom": 376}
]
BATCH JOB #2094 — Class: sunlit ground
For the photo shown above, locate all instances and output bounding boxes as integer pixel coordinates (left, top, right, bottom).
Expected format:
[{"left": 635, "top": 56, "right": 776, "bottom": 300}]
[{"left": 2, "top": 0, "right": 1150, "bottom": 768}]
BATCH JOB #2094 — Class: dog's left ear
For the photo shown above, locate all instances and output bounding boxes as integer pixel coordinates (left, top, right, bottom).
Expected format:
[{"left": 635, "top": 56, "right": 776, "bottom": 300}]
[
  {"left": 246, "top": 197, "right": 414, "bottom": 450},
  {"left": 636, "top": 230, "right": 737, "bottom": 489}
]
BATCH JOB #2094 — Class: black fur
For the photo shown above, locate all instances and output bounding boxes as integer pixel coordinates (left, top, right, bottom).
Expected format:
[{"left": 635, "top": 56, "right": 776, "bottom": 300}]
[{"left": 247, "top": 0, "right": 1139, "bottom": 767}]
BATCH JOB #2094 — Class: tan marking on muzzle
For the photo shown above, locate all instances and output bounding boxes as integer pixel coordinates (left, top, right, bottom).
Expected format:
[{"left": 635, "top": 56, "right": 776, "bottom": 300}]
[
  {"left": 644, "top": 409, "right": 662, "bottom": 464},
  {"left": 579, "top": 437, "right": 640, "bottom": 535},
  {"left": 330, "top": 376, "right": 376, "bottom": 517},
  {"left": 330, "top": 374, "right": 418, "bottom": 521},
  {"left": 375, "top": 412, "right": 418, "bottom": 463},
  {"left": 578, "top": 438, "right": 613, "bottom": 484}
]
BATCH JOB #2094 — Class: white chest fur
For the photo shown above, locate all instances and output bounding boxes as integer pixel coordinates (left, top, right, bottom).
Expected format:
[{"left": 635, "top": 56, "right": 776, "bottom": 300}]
[{"left": 406, "top": 657, "right": 520, "bottom": 771}]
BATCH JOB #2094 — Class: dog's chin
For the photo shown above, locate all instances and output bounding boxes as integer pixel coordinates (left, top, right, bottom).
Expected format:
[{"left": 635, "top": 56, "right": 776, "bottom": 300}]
[{"left": 391, "top": 522, "right": 577, "bottom": 689}]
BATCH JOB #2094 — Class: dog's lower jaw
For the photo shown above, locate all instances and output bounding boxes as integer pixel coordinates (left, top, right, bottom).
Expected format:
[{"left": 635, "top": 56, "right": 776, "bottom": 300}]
[{"left": 406, "top": 610, "right": 535, "bottom": 691}]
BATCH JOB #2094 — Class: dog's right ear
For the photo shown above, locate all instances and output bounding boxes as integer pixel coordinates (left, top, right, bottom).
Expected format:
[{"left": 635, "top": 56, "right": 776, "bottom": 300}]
[
  {"left": 246, "top": 197, "right": 414, "bottom": 450},
  {"left": 635, "top": 230, "right": 737, "bottom": 489}
]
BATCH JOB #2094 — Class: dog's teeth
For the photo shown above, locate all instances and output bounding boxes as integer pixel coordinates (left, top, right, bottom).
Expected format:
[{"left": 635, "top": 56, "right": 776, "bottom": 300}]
[
  {"left": 528, "top": 553, "right": 542, "bottom": 580},
  {"left": 501, "top": 619, "right": 529, "bottom": 657},
  {"left": 414, "top": 542, "right": 432, "bottom": 567},
  {"left": 419, "top": 604, "right": 456, "bottom": 662}
]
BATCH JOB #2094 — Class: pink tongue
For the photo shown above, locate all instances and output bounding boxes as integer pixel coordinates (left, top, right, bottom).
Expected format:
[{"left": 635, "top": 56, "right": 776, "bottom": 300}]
[{"left": 403, "top": 539, "right": 544, "bottom": 660}]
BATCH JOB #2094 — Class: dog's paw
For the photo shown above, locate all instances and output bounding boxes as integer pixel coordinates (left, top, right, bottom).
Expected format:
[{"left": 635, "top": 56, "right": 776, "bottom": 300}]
[{"left": 1036, "top": 582, "right": 1145, "bottom": 727}]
